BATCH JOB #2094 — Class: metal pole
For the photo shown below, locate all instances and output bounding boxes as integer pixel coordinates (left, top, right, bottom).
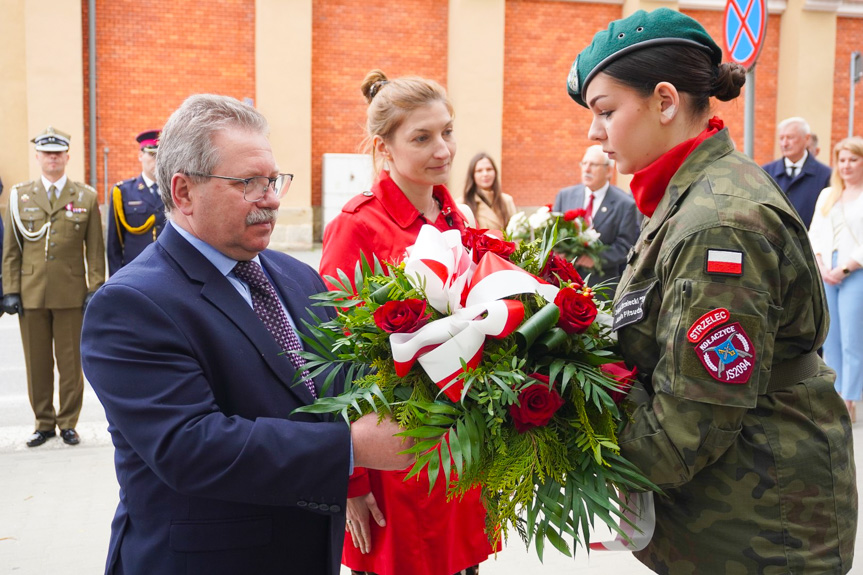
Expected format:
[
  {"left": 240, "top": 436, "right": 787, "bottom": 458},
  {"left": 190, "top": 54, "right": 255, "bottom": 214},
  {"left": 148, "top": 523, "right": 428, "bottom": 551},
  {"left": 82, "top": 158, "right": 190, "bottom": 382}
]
[
  {"left": 744, "top": 66, "right": 755, "bottom": 158},
  {"left": 89, "top": 0, "right": 97, "bottom": 189},
  {"left": 850, "top": 54, "right": 857, "bottom": 139},
  {"left": 103, "top": 147, "right": 110, "bottom": 200}
]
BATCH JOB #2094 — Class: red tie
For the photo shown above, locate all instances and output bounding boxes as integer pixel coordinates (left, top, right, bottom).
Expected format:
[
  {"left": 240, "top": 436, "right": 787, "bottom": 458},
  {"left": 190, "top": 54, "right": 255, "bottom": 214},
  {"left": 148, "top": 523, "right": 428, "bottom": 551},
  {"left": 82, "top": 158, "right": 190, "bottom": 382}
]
[{"left": 585, "top": 191, "right": 595, "bottom": 224}]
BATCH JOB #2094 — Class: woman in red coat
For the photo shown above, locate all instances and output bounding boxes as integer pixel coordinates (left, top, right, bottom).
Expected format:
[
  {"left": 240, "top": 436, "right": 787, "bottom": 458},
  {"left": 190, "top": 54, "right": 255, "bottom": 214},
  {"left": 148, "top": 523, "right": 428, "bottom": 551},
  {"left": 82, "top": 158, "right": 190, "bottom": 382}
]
[{"left": 320, "top": 70, "right": 496, "bottom": 575}]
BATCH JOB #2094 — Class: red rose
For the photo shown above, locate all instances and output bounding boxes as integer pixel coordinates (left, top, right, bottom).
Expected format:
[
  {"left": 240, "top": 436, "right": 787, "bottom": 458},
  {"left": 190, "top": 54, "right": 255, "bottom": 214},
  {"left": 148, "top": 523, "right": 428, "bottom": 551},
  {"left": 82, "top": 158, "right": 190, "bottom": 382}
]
[
  {"left": 554, "top": 287, "right": 597, "bottom": 334},
  {"left": 509, "top": 373, "right": 566, "bottom": 433},
  {"left": 373, "top": 299, "right": 430, "bottom": 333},
  {"left": 462, "top": 228, "right": 517, "bottom": 264},
  {"left": 600, "top": 362, "right": 638, "bottom": 404},
  {"left": 541, "top": 253, "right": 583, "bottom": 287},
  {"left": 563, "top": 208, "right": 588, "bottom": 222}
]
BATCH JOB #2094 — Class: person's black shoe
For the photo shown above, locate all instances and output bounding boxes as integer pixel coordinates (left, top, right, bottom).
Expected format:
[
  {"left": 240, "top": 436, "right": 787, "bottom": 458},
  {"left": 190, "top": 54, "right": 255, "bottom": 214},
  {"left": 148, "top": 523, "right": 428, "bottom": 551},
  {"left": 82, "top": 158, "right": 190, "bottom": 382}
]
[
  {"left": 60, "top": 428, "right": 80, "bottom": 445},
  {"left": 26, "top": 430, "right": 56, "bottom": 448}
]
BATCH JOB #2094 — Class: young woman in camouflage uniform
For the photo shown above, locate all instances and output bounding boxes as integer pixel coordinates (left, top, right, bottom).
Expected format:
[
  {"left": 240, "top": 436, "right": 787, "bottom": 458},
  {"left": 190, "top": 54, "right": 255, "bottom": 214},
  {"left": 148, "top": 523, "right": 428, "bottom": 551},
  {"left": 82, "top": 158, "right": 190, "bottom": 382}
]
[{"left": 567, "top": 9, "right": 857, "bottom": 574}]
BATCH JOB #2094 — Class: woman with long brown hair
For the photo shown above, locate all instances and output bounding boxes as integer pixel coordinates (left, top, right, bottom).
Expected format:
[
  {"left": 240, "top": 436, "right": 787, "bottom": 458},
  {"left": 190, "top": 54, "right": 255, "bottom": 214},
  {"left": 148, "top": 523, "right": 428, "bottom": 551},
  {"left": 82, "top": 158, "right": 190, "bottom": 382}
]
[{"left": 462, "top": 152, "right": 515, "bottom": 231}]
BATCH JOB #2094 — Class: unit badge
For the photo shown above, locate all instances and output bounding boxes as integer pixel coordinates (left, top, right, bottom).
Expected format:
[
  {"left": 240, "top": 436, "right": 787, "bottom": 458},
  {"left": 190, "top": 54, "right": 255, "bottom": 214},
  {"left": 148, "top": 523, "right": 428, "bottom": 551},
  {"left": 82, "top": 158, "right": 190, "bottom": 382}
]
[{"left": 695, "top": 322, "right": 755, "bottom": 384}]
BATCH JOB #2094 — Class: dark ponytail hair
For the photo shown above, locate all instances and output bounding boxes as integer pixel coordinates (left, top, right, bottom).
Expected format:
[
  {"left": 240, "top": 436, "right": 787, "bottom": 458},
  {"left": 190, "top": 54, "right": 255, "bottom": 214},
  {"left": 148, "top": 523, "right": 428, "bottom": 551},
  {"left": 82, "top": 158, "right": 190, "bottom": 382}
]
[{"left": 601, "top": 45, "right": 746, "bottom": 115}]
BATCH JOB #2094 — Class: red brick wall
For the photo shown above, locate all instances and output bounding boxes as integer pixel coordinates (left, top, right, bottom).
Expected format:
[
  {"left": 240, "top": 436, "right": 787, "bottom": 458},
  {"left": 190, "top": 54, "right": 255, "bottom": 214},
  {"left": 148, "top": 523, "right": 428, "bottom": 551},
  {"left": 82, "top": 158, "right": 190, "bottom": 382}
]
[
  {"left": 503, "top": 0, "right": 622, "bottom": 207},
  {"left": 684, "top": 10, "right": 781, "bottom": 167},
  {"left": 82, "top": 0, "right": 256, "bottom": 201},
  {"left": 832, "top": 17, "right": 863, "bottom": 158},
  {"left": 311, "top": 0, "right": 449, "bottom": 208}
]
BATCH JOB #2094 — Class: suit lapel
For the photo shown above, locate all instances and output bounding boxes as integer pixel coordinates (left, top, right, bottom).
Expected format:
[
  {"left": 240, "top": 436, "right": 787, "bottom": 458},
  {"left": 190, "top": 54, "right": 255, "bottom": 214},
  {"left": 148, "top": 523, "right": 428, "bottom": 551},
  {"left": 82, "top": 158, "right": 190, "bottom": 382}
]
[
  {"left": 53, "top": 181, "right": 78, "bottom": 214},
  {"left": 260, "top": 253, "right": 326, "bottom": 399},
  {"left": 567, "top": 186, "right": 585, "bottom": 213},
  {"left": 159, "top": 226, "right": 317, "bottom": 405},
  {"left": 31, "top": 181, "right": 52, "bottom": 214},
  {"left": 591, "top": 189, "right": 614, "bottom": 231}
]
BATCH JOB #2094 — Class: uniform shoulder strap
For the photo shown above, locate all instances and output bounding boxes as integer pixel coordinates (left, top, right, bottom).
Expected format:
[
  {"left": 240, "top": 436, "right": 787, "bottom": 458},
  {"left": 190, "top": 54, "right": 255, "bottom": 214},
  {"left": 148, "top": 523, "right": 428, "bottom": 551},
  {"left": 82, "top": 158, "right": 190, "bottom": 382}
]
[{"left": 341, "top": 191, "right": 375, "bottom": 214}]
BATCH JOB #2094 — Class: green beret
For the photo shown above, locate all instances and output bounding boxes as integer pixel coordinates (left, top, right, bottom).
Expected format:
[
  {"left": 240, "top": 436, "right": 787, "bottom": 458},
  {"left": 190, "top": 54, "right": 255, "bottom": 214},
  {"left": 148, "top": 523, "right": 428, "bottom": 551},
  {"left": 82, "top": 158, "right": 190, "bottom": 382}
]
[{"left": 567, "top": 8, "right": 722, "bottom": 107}]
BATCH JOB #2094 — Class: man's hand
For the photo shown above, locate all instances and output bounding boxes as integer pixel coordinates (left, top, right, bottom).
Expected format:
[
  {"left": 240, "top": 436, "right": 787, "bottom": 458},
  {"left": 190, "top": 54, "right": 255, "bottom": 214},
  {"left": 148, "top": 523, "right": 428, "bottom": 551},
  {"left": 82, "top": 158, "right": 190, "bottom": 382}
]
[
  {"left": 82, "top": 291, "right": 96, "bottom": 312},
  {"left": 2, "top": 294, "right": 23, "bottom": 316},
  {"left": 575, "top": 254, "right": 595, "bottom": 268},
  {"left": 350, "top": 413, "right": 414, "bottom": 471}
]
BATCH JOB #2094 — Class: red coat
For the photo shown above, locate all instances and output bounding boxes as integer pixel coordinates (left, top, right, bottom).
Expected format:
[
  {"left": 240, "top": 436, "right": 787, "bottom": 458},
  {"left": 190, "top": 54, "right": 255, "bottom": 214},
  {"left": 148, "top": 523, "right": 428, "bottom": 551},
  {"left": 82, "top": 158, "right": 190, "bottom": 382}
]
[{"left": 320, "top": 172, "right": 497, "bottom": 575}]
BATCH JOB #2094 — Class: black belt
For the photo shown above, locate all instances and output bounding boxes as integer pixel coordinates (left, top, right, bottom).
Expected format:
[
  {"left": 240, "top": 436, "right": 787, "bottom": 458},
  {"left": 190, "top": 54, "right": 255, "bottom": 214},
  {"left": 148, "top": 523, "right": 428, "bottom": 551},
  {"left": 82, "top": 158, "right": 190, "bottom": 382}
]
[{"left": 765, "top": 352, "right": 821, "bottom": 393}]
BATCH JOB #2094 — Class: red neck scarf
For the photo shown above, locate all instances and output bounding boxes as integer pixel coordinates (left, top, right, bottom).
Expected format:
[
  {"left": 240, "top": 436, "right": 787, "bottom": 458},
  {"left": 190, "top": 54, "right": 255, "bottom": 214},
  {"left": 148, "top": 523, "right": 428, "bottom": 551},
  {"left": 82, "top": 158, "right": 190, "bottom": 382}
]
[{"left": 630, "top": 117, "right": 724, "bottom": 217}]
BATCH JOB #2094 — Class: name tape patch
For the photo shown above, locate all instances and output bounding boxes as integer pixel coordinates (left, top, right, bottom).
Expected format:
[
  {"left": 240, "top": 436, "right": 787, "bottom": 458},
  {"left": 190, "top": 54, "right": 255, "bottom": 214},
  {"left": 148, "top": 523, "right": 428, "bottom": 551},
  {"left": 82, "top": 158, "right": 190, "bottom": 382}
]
[{"left": 613, "top": 281, "right": 656, "bottom": 331}]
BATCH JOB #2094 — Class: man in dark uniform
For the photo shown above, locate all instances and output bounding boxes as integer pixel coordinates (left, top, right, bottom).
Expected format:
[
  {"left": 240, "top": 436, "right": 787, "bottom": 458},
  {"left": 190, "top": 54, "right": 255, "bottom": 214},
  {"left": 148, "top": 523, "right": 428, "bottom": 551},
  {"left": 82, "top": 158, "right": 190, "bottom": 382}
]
[
  {"left": 107, "top": 129, "right": 166, "bottom": 276},
  {"left": 1, "top": 127, "right": 106, "bottom": 447}
]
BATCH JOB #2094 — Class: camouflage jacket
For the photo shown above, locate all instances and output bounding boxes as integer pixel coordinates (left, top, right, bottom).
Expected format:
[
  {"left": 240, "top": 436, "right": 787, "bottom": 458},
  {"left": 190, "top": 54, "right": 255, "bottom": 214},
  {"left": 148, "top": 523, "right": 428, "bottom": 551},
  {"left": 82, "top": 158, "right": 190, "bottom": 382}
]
[{"left": 613, "top": 129, "right": 857, "bottom": 574}]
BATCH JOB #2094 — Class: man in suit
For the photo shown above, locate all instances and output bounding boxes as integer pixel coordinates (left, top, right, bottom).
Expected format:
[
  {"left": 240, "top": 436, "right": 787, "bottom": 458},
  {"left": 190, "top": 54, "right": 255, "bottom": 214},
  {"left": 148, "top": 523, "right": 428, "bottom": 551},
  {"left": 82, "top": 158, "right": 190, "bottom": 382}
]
[
  {"left": 552, "top": 145, "right": 639, "bottom": 290},
  {"left": 107, "top": 129, "right": 167, "bottom": 275},
  {"left": 762, "top": 117, "right": 832, "bottom": 228},
  {"left": 80, "top": 94, "right": 411, "bottom": 575},
  {"left": 2, "top": 127, "right": 105, "bottom": 448}
]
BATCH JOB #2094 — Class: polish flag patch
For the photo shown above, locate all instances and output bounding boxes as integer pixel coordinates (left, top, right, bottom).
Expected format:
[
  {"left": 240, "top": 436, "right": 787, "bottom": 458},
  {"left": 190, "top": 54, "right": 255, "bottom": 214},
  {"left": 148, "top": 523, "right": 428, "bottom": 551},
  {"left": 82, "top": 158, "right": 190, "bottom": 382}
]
[{"left": 705, "top": 249, "right": 743, "bottom": 276}]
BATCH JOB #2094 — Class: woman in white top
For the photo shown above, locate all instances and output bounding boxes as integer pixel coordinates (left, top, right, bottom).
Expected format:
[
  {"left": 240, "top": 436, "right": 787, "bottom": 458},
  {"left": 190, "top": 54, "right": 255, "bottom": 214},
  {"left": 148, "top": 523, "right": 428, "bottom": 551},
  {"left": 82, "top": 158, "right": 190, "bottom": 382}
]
[{"left": 809, "top": 136, "right": 863, "bottom": 421}]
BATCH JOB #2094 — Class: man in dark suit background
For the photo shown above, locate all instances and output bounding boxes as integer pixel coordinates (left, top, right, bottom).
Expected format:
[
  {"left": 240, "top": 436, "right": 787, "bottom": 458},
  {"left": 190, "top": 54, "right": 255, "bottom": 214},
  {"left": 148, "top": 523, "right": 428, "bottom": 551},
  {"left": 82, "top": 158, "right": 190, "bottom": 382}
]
[
  {"left": 552, "top": 145, "right": 639, "bottom": 290},
  {"left": 106, "top": 129, "right": 167, "bottom": 276},
  {"left": 761, "top": 116, "right": 832, "bottom": 228},
  {"left": 81, "top": 94, "right": 411, "bottom": 575}
]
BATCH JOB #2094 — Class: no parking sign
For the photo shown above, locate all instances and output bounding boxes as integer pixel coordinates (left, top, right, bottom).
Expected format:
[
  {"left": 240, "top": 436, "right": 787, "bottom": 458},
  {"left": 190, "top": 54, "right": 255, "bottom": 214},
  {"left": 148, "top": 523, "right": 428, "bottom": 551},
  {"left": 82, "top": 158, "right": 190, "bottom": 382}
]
[{"left": 723, "top": 0, "right": 768, "bottom": 70}]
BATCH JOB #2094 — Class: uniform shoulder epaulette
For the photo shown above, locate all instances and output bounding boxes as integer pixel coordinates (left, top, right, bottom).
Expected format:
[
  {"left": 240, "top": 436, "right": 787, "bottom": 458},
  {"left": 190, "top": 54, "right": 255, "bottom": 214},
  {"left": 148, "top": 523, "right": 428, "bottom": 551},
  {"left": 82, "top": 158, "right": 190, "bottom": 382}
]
[
  {"left": 11, "top": 180, "right": 35, "bottom": 191},
  {"left": 342, "top": 191, "right": 376, "bottom": 214},
  {"left": 114, "top": 177, "right": 137, "bottom": 188}
]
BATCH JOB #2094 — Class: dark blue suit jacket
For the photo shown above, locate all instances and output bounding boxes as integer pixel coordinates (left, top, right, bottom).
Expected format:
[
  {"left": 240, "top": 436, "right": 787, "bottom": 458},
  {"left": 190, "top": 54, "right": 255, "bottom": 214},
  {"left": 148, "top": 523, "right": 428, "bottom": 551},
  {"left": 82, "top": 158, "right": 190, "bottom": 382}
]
[
  {"left": 81, "top": 224, "right": 351, "bottom": 575},
  {"left": 107, "top": 175, "right": 167, "bottom": 276},
  {"left": 552, "top": 183, "right": 639, "bottom": 288},
  {"left": 761, "top": 153, "right": 832, "bottom": 228}
]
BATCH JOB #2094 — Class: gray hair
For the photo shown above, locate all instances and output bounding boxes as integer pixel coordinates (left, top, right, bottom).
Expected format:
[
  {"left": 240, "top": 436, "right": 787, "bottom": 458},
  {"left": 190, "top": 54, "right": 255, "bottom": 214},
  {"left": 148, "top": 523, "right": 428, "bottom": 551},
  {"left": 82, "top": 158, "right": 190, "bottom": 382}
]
[
  {"left": 156, "top": 94, "right": 269, "bottom": 212},
  {"left": 777, "top": 116, "right": 811, "bottom": 136},
  {"left": 585, "top": 144, "right": 615, "bottom": 169}
]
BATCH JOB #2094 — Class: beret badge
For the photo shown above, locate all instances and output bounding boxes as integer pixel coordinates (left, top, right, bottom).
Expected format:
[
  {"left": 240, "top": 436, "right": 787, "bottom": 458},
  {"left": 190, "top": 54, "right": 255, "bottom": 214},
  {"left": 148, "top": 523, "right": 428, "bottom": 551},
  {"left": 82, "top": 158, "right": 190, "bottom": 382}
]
[{"left": 567, "top": 56, "right": 580, "bottom": 95}]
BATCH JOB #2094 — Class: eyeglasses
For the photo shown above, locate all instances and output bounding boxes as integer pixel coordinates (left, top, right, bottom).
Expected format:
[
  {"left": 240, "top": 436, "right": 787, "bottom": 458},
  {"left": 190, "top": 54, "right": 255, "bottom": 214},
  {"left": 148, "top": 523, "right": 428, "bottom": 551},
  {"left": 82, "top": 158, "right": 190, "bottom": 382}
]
[
  {"left": 580, "top": 162, "right": 609, "bottom": 169},
  {"left": 187, "top": 173, "right": 293, "bottom": 202}
]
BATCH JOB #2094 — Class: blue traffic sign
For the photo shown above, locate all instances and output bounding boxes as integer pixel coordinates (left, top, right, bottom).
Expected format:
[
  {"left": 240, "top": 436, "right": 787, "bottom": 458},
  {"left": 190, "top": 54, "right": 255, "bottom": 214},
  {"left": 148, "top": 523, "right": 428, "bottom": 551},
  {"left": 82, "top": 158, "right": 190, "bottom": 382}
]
[{"left": 724, "top": 0, "right": 767, "bottom": 70}]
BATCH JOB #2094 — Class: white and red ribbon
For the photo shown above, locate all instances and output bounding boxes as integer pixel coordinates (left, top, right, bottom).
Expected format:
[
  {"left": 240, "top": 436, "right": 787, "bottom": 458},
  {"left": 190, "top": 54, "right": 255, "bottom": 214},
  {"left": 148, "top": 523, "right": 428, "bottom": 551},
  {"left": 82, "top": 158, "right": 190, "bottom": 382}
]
[{"left": 392, "top": 225, "right": 559, "bottom": 401}]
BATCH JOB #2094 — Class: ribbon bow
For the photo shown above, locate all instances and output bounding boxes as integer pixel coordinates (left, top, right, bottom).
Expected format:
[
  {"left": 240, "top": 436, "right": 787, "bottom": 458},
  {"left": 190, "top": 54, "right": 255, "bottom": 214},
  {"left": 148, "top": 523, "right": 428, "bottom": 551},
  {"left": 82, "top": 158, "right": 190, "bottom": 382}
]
[{"left": 391, "top": 225, "right": 559, "bottom": 401}]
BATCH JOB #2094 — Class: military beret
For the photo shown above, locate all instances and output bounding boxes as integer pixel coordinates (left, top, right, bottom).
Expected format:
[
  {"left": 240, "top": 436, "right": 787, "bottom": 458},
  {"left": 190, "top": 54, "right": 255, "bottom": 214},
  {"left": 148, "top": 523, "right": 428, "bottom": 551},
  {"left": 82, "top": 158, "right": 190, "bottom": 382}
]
[
  {"left": 31, "top": 126, "right": 71, "bottom": 152},
  {"left": 567, "top": 8, "right": 723, "bottom": 107},
  {"left": 136, "top": 129, "right": 161, "bottom": 153}
]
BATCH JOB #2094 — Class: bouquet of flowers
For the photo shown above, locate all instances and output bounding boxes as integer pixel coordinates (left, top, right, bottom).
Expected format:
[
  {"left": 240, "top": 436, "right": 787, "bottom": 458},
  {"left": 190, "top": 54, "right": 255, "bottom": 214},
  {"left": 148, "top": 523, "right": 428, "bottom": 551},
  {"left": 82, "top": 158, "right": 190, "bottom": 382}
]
[
  {"left": 295, "top": 224, "right": 655, "bottom": 559},
  {"left": 507, "top": 206, "right": 606, "bottom": 276}
]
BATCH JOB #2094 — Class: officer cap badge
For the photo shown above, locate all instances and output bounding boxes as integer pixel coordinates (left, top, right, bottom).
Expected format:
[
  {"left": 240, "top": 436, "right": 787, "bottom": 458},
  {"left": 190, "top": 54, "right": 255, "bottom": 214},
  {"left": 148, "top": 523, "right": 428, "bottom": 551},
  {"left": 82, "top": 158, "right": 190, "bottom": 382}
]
[{"left": 32, "top": 126, "right": 71, "bottom": 152}]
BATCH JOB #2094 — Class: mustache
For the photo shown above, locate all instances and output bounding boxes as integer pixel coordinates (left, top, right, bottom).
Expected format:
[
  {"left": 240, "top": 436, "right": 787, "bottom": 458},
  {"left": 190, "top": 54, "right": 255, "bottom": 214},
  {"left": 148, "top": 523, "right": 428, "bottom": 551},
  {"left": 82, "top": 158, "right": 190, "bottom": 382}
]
[{"left": 246, "top": 208, "right": 278, "bottom": 225}]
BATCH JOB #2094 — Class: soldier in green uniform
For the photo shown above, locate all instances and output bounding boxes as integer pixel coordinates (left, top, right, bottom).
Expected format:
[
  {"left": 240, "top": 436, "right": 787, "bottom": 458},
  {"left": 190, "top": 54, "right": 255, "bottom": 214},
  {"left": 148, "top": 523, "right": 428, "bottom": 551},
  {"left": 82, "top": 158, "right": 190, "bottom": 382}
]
[
  {"left": 567, "top": 9, "right": 856, "bottom": 574},
  {"left": 1, "top": 127, "right": 106, "bottom": 447}
]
